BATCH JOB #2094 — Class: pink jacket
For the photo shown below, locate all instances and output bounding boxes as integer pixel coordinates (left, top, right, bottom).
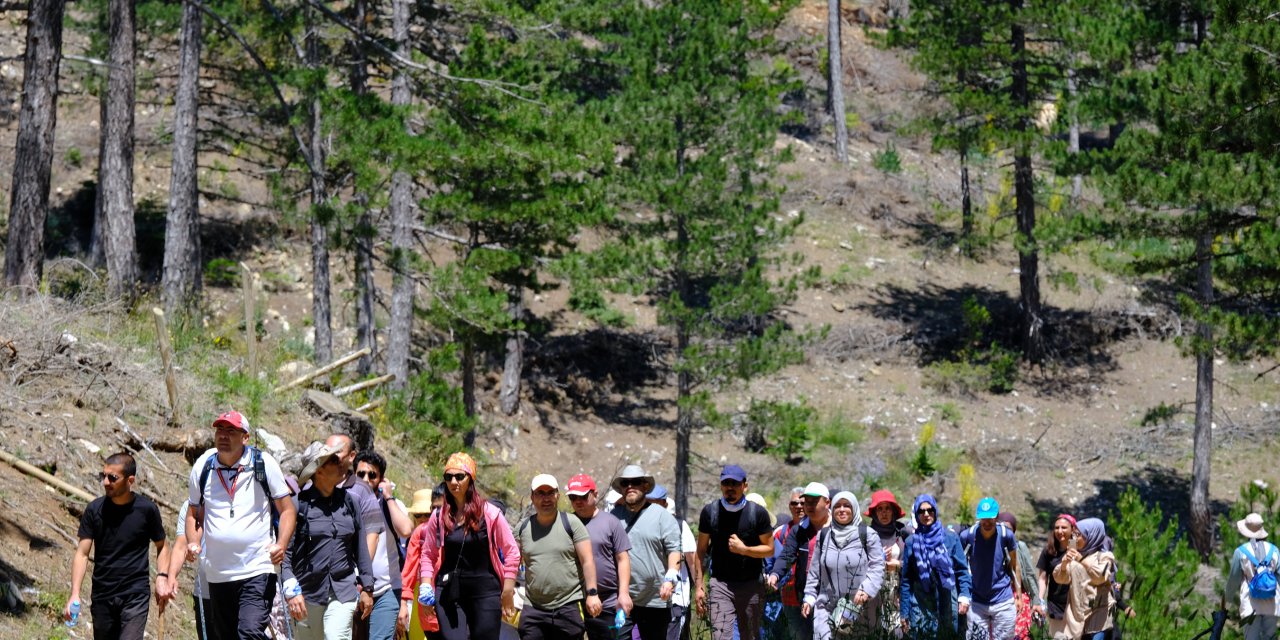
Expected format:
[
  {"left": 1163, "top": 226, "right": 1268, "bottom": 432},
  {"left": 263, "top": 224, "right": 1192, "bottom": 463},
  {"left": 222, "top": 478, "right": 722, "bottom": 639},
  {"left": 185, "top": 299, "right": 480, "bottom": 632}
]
[{"left": 412, "top": 501, "right": 520, "bottom": 592}]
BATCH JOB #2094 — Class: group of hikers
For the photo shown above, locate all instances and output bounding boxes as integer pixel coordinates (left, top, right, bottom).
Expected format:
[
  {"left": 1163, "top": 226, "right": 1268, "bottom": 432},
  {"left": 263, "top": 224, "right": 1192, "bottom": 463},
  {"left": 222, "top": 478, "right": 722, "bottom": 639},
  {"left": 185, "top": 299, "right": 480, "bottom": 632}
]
[{"left": 62, "top": 410, "right": 1280, "bottom": 640}]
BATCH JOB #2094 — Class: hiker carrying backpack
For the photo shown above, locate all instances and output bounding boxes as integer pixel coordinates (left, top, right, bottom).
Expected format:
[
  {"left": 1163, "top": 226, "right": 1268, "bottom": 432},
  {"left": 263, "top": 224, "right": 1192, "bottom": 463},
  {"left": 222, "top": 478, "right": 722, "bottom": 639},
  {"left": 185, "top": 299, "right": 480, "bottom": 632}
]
[{"left": 1229, "top": 513, "right": 1280, "bottom": 640}]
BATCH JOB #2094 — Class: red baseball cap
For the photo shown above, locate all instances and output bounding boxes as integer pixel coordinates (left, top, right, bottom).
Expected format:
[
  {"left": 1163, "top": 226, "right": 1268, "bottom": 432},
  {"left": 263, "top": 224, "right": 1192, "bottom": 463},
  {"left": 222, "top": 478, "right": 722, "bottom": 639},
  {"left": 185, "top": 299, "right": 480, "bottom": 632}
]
[
  {"left": 566, "top": 474, "right": 597, "bottom": 496},
  {"left": 212, "top": 410, "right": 250, "bottom": 434}
]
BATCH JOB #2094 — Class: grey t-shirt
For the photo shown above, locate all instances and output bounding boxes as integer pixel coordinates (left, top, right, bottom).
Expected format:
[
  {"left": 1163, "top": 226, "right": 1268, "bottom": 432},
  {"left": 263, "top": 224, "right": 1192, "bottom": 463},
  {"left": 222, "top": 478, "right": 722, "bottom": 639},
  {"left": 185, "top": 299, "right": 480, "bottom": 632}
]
[
  {"left": 576, "top": 510, "right": 632, "bottom": 608},
  {"left": 612, "top": 504, "right": 681, "bottom": 608}
]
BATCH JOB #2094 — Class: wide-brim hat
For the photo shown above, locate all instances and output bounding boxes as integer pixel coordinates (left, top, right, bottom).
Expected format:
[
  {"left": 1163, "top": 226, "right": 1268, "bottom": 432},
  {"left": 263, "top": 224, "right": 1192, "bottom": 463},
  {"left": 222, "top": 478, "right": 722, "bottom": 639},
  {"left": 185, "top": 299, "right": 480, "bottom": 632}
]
[
  {"left": 611, "top": 464, "right": 655, "bottom": 494},
  {"left": 407, "top": 488, "right": 435, "bottom": 515},
  {"left": 1239, "top": 512, "right": 1269, "bottom": 539},
  {"left": 864, "top": 489, "right": 905, "bottom": 519},
  {"left": 297, "top": 442, "right": 342, "bottom": 485}
]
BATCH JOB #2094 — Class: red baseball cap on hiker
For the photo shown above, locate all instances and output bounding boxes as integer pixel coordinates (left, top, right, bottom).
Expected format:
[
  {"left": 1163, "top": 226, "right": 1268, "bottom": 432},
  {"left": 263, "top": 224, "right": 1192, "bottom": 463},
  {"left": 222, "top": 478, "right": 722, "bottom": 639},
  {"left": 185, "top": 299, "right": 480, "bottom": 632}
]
[
  {"left": 566, "top": 474, "right": 597, "bottom": 496},
  {"left": 212, "top": 410, "right": 251, "bottom": 434}
]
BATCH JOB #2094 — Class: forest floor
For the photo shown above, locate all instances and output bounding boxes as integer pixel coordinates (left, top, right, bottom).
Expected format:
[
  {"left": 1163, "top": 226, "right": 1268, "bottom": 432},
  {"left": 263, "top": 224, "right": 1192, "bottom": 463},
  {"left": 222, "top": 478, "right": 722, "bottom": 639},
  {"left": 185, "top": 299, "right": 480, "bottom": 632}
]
[{"left": 2, "top": 0, "right": 1279, "bottom": 637}]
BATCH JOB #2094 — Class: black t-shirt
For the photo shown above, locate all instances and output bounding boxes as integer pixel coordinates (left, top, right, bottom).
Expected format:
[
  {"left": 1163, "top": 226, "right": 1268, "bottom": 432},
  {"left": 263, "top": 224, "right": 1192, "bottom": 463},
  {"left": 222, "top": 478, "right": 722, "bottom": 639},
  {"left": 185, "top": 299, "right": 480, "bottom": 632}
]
[
  {"left": 699, "top": 501, "right": 772, "bottom": 582},
  {"left": 1036, "top": 547, "right": 1069, "bottom": 614},
  {"left": 78, "top": 494, "right": 165, "bottom": 599},
  {"left": 443, "top": 523, "right": 496, "bottom": 578}
]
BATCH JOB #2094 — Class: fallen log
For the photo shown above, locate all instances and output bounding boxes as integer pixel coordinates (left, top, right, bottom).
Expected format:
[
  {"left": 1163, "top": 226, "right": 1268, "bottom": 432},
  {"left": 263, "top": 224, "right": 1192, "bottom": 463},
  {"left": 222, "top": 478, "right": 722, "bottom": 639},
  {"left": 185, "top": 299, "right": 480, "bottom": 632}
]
[
  {"left": 0, "top": 447, "right": 96, "bottom": 502},
  {"left": 273, "top": 347, "right": 371, "bottom": 394},
  {"left": 118, "top": 429, "right": 213, "bottom": 464}
]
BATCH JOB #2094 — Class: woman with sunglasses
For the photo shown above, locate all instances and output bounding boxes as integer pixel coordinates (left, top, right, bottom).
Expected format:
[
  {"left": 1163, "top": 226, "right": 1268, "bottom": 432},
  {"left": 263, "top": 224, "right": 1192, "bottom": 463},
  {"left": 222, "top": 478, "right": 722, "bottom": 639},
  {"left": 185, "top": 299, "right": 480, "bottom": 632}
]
[
  {"left": 1035, "top": 514, "right": 1078, "bottom": 638},
  {"left": 412, "top": 453, "right": 520, "bottom": 640},
  {"left": 399, "top": 484, "right": 447, "bottom": 640},
  {"left": 900, "top": 494, "right": 972, "bottom": 639}
]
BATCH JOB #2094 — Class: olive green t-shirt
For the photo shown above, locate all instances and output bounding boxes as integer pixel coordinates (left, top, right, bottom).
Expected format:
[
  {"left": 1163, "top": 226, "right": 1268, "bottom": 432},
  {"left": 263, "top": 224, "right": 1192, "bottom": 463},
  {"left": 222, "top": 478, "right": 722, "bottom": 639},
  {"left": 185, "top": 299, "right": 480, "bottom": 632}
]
[{"left": 517, "top": 513, "right": 591, "bottom": 609}]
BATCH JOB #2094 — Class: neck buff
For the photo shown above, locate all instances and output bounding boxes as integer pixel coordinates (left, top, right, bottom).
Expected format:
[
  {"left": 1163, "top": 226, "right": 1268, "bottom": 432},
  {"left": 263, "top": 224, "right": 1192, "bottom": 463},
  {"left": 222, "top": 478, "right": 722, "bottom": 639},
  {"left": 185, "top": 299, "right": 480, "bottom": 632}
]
[
  {"left": 720, "top": 496, "right": 747, "bottom": 512},
  {"left": 830, "top": 491, "right": 863, "bottom": 548},
  {"left": 910, "top": 494, "right": 955, "bottom": 592},
  {"left": 870, "top": 516, "right": 900, "bottom": 548}
]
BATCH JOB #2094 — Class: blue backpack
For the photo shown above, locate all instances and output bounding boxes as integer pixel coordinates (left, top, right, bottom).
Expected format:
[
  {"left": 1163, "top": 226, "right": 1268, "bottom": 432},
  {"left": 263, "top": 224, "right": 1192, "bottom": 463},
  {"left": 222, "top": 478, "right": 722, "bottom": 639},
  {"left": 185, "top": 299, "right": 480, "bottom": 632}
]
[{"left": 1241, "top": 543, "right": 1279, "bottom": 600}]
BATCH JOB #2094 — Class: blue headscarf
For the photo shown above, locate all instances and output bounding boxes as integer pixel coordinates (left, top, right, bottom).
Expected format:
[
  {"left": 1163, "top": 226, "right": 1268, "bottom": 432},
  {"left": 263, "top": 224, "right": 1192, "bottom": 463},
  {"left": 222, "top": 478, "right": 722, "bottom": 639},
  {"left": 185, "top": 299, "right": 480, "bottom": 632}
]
[{"left": 911, "top": 494, "right": 955, "bottom": 592}]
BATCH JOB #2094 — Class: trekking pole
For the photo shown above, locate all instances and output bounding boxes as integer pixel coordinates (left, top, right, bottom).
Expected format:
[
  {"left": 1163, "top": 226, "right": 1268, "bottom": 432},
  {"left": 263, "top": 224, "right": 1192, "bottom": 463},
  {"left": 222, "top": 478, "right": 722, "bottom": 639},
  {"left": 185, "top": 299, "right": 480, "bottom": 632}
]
[
  {"left": 196, "top": 558, "right": 210, "bottom": 640},
  {"left": 278, "top": 564, "right": 295, "bottom": 640}
]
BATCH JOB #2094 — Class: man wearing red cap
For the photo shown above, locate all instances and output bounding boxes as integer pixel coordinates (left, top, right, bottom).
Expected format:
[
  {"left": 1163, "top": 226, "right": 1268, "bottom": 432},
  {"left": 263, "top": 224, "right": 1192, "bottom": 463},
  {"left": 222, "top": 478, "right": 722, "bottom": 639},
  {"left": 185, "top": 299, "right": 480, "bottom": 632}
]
[
  {"left": 567, "top": 473, "right": 634, "bottom": 640},
  {"left": 185, "top": 410, "right": 297, "bottom": 640}
]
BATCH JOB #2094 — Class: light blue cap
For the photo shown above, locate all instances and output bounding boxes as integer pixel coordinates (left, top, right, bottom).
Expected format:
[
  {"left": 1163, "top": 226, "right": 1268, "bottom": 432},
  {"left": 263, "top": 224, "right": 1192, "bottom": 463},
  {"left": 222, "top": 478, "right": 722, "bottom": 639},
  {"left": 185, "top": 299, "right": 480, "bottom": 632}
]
[{"left": 975, "top": 496, "right": 999, "bottom": 520}]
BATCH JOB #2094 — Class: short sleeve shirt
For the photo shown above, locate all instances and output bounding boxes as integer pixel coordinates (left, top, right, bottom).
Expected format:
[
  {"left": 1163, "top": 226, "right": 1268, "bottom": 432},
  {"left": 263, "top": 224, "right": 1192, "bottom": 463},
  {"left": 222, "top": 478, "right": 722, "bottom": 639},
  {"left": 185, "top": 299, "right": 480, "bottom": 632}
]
[
  {"left": 188, "top": 447, "right": 292, "bottom": 583},
  {"left": 78, "top": 493, "right": 165, "bottom": 600},
  {"left": 612, "top": 504, "right": 682, "bottom": 607},
  {"left": 577, "top": 511, "right": 631, "bottom": 608},
  {"left": 517, "top": 513, "right": 591, "bottom": 610},
  {"left": 698, "top": 502, "right": 773, "bottom": 582}
]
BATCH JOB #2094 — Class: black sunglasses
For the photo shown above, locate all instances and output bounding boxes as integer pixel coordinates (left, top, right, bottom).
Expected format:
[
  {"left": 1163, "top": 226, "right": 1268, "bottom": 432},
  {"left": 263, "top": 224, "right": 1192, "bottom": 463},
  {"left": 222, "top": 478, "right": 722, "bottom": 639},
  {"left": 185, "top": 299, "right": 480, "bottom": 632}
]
[
  {"left": 916, "top": 507, "right": 936, "bottom": 515},
  {"left": 98, "top": 472, "right": 123, "bottom": 483},
  {"left": 356, "top": 470, "right": 379, "bottom": 480},
  {"left": 443, "top": 473, "right": 468, "bottom": 482},
  {"left": 789, "top": 500, "right": 804, "bottom": 506},
  {"left": 619, "top": 479, "right": 646, "bottom": 488}
]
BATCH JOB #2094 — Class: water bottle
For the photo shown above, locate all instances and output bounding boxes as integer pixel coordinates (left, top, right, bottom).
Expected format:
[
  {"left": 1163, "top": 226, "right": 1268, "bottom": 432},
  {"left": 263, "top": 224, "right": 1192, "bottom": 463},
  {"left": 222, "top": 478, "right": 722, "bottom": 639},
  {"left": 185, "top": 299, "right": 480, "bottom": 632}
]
[
  {"left": 66, "top": 600, "right": 80, "bottom": 627},
  {"left": 613, "top": 609, "right": 626, "bottom": 629}
]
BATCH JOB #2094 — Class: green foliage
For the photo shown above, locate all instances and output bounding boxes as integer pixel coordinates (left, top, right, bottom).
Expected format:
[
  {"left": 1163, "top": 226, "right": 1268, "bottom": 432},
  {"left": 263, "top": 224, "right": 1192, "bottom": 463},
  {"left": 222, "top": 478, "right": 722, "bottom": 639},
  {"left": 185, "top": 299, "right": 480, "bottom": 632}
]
[
  {"left": 1218, "top": 480, "right": 1279, "bottom": 629},
  {"left": 1139, "top": 402, "right": 1181, "bottom": 427},
  {"left": 1110, "top": 487, "right": 1208, "bottom": 640},
  {"left": 934, "top": 401, "right": 963, "bottom": 425},
  {"left": 909, "top": 422, "right": 938, "bottom": 479},
  {"left": 204, "top": 258, "right": 240, "bottom": 288},
  {"left": 380, "top": 345, "right": 471, "bottom": 457},
  {"left": 872, "top": 142, "right": 903, "bottom": 174},
  {"left": 64, "top": 147, "right": 83, "bottom": 168},
  {"left": 743, "top": 399, "right": 816, "bottom": 463},
  {"left": 212, "top": 366, "right": 271, "bottom": 420},
  {"left": 924, "top": 296, "right": 1020, "bottom": 395}
]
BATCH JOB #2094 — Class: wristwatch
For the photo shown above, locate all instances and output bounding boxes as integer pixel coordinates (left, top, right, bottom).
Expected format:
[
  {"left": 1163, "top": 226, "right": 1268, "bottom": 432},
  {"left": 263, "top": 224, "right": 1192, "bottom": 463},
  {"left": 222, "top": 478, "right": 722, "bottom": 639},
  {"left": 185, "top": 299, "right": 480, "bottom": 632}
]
[{"left": 586, "top": 588, "right": 599, "bottom": 596}]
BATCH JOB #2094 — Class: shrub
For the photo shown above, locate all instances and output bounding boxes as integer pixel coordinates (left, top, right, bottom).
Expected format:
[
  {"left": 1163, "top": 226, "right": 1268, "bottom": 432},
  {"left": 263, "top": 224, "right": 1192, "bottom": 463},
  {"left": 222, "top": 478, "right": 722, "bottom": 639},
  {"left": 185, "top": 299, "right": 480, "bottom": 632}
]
[
  {"left": 205, "top": 258, "right": 240, "bottom": 288},
  {"left": 380, "top": 345, "right": 470, "bottom": 457},
  {"left": 909, "top": 422, "right": 938, "bottom": 479},
  {"left": 1111, "top": 487, "right": 1208, "bottom": 640},
  {"left": 872, "top": 142, "right": 902, "bottom": 174},
  {"left": 741, "top": 399, "right": 816, "bottom": 463}
]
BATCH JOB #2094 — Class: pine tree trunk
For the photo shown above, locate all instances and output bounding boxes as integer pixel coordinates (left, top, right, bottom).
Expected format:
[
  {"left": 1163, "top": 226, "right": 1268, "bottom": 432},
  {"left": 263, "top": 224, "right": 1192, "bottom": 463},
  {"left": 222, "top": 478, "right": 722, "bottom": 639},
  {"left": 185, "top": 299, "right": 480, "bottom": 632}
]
[
  {"left": 162, "top": 0, "right": 203, "bottom": 315},
  {"left": 307, "top": 9, "right": 332, "bottom": 365},
  {"left": 499, "top": 285, "right": 524, "bottom": 416},
  {"left": 827, "top": 0, "right": 848, "bottom": 164},
  {"left": 1067, "top": 64, "right": 1082, "bottom": 204},
  {"left": 960, "top": 149, "right": 972, "bottom": 255},
  {"left": 461, "top": 336, "right": 476, "bottom": 446},
  {"left": 4, "top": 0, "right": 66, "bottom": 291},
  {"left": 1011, "top": 10, "right": 1043, "bottom": 362},
  {"left": 1190, "top": 231, "right": 1214, "bottom": 558},
  {"left": 350, "top": 0, "right": 376, "bottom": 376},
  {"left": 673, "top": 114, "right": 693, "bottom": 521},
  {"left": 386, "top": 0, "right": 415, "bottom": 390},
  {"left": 100, "top": 0, "right": 138, "bottom": 301}
]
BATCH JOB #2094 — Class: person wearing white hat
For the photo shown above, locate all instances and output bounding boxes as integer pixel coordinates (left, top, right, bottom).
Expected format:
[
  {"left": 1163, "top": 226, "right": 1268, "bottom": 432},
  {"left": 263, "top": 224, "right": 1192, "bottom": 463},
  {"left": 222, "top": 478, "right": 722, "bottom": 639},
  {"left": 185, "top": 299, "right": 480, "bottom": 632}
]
[
  {"left": 609, "top": 466, "right": 682, "bottom": 640},
  {"left": 515, "top": 473, "right": 603, "bottom": 639},
  {"left": 1227, "top": 512, "right": 1280, "bottom": 640},
  {"left": 766, "top": 481, "right": 831, "bottom": 639}
]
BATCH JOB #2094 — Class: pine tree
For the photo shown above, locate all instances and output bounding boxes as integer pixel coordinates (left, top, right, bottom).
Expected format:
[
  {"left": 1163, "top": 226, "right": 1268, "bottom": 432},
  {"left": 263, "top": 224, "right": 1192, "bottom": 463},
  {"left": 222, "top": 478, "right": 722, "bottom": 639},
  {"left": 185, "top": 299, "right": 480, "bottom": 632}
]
[
  {"left": 894, "top": 0, "right": 1062, "bottom": 359},
  {"left": 585, "top": 0, "right": 810, "bottom": 517},
  {"left": 1091, "top": 0, "right": 1280, "bottom": 557},
  {"left": 162, "top": 0, "right": 205, "bottom": 315}
]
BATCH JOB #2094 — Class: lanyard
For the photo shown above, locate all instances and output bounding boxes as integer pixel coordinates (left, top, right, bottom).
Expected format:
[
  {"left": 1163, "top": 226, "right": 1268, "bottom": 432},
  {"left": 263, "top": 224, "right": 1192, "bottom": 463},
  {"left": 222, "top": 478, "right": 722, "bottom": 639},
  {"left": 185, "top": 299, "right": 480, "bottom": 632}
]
[{"left": 217, "top": 465, "right": 242, "bottom": 518}]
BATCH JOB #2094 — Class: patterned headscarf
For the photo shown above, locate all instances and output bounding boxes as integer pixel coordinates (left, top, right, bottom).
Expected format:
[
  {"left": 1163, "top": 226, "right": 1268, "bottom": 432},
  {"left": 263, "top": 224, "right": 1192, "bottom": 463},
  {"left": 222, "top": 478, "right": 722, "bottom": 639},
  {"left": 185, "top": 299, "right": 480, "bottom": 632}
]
[
  {"left": 911, "top": 494, "right": 955, "bottom": 592},
  {"left": 444, "top": 452, "right": 477, "bottom": 478}
]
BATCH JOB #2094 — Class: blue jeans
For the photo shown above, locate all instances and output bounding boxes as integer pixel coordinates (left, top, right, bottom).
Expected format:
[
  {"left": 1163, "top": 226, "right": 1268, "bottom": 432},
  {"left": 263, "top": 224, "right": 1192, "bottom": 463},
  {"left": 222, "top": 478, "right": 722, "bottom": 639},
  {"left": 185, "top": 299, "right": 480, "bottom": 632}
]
[{"left": 368, "top": 589, "right": 402, "bottom": 640}]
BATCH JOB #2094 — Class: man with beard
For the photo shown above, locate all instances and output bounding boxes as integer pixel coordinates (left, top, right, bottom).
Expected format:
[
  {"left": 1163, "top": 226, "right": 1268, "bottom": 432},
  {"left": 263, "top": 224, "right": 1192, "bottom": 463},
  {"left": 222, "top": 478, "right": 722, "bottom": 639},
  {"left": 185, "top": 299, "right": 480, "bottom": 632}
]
[
  {"left": 609, "top": 466, "right": 682, "bottom": 640},
  {"left": 694, "top": 465, "right": 774, "bottom": 640}
]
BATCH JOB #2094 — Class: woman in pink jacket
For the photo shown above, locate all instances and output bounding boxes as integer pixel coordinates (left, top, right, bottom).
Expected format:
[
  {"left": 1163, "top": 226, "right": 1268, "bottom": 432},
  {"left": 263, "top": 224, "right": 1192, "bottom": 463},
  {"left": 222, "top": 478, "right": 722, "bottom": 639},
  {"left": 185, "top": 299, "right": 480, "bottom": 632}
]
[{"left": 412, "top": 452, "right": 520, "bottom": 640}]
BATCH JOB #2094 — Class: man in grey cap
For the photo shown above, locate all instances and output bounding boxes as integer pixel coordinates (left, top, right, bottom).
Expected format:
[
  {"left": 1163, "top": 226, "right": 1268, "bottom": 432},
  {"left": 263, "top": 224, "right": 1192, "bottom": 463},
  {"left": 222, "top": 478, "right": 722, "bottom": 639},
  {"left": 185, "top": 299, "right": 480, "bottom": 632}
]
[{"left": 610, "top": 465, "right": 682, "bottom": 640}]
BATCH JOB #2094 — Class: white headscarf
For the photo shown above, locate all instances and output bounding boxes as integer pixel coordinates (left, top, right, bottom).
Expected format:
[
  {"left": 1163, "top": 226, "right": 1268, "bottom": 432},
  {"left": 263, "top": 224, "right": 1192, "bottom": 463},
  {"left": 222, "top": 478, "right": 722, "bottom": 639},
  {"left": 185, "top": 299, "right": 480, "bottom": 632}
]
[{"left": 830, "top": 491, "right": 863, "bottom": 548}]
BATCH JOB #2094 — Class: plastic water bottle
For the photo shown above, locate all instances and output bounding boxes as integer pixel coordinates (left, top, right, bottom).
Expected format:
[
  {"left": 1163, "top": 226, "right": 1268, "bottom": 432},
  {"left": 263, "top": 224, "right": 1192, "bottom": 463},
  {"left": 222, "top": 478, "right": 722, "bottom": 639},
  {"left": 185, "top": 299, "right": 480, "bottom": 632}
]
[
  {"left": 613, "top": 609, "right": 626, "bottom": 629},
  {"left": 66, "top": 600, "right": 80, "bottom": 627}
]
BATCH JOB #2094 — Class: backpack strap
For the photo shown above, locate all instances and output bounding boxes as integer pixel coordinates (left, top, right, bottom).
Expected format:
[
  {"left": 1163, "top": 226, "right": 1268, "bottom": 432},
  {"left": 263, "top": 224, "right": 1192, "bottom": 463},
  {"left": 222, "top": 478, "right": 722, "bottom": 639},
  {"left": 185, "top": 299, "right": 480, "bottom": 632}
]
[{"left": 1242, "top": 543, "right": 1263, "bottom": 566}]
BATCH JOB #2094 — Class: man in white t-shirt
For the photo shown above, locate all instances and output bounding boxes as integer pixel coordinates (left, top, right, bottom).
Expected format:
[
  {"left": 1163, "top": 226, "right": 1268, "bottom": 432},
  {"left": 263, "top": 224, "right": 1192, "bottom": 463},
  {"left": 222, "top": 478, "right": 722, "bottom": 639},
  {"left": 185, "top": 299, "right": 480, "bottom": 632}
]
[
  {"left": 647, "top": 485, "right": 697, "bottom": 640},
  {"left": 184, "top": 410, "right": 296, "bottom": 640}
]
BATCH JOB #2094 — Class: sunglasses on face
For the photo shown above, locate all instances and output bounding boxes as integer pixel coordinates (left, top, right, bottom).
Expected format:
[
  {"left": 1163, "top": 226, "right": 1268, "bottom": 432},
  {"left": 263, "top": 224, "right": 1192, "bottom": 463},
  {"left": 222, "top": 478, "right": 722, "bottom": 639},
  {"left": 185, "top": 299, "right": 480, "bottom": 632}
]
[
  {"left": 790, "top": 500, "right": 804, "bottom": 506},
  {"left": 568, "top": 494, "right": 592, "bottom": 501},
  {"left": 720, "top": 480, "right": 743, "bottom": 488},
  {"left": 98, "top": 472, "right": 123, "bottom": 483},
  {"left": 916, "top": 507, "right": 936, "bottom": 515},
  {"left": 443, "top": 473, "right": 468, "bottom": 482},
  {"left": 355, "top": 470, "right": 379, "bottom": 480},
  {"left": 619, "top": 479, "right": 645, "bottom": 488}
]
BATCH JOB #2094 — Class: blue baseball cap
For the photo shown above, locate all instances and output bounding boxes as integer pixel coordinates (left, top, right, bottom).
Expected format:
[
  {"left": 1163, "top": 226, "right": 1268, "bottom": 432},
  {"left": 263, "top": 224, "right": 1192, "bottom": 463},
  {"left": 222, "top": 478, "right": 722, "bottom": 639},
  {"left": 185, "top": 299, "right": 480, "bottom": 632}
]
[
  {"left": 646, "top": 485, "right": 669, "bottom": 501},
  {"left": 720, "top": 465, "right": 748, "bottom": 483},
  {"left": 975, "top": 497, "right": 999, "bottom": 520}
]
